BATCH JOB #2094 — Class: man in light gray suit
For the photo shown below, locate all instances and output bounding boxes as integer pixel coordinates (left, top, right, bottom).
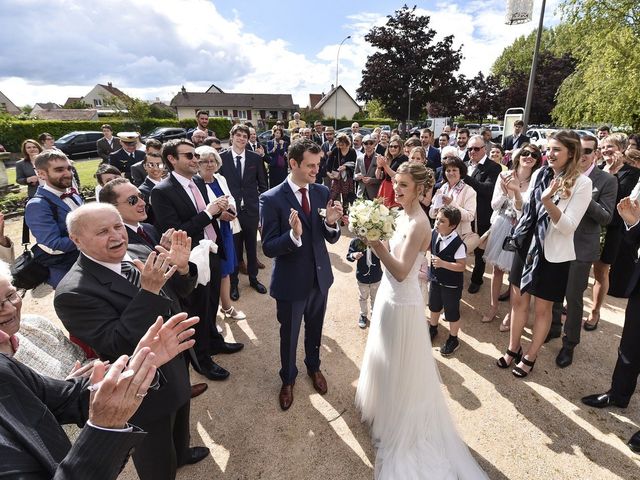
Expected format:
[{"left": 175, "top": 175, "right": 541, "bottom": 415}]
[
  {"left": 353, "top": 135, "right": 381, "bottom": 200},
  {"left": 551, "top": 134, "right": 618, "bottom": 367}
]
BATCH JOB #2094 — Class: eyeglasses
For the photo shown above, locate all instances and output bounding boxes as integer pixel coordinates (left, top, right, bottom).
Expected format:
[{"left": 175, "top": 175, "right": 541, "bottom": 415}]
[
  {"left": 364, "top": 141, "right": 375, "bottom": 146},
  {"left": 0, "top": 290, "right": 21, "bottom": 310},
  {"left": 120, "top": 193, "right": 145, "bottom": 206},
  {"left": 145, "top": 162, "right": 164, "bottom": 169},
  {"left": 468, "top": 146, "right": 484, "bottom": 152},
  {"left": 582, "top": 148, "right": 595, "bottom": 155},
  {"left": 178, "top": 152, "right": 195, "bottom": 160},
  {"left": 198, "top": 159, "right": 217, "bottom": 165},
  {"left": 146, "top": 152, "right": 161, "bottom": 158},
  {"left": 520, "top": 150, "right": 538, "bottom": 158},
  {"left": 213, "top": 146, "right": 222, "bottom": 151},
  {"left": 389, "top": 144, "right": 400, "bottom": 149}
]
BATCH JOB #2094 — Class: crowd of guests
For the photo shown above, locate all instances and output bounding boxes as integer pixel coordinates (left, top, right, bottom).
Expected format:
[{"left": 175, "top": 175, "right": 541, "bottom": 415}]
[{"left": 2, "top": 113, "right": 640, "bottom": 477}]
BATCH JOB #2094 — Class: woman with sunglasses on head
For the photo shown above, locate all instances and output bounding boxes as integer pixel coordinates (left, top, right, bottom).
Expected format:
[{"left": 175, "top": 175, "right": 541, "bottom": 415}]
[
  {"left": 482, "top": 144, "right": 541, "bottom": 327},
  {"left": 376, "top": 135, "right": 408, "bottom": 208},
  {"left": 497, "top": 131, "right": 591, "bottom": 378},
  {"left": 195, "top": 146, "right": 246, "bottom": 320},
  {"left": 589, "top": 133, "right": 640, "bottom": 307}
]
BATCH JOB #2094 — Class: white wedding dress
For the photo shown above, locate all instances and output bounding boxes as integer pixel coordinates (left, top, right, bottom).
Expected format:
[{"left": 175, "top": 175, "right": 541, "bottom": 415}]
[{"left": 355, "top": 216, "right": 488, "bottom": 479}]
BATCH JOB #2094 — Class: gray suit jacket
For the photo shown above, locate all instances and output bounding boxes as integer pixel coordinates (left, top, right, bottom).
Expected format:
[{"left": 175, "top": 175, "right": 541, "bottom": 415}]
[
  {"left": 573, "top": 166, "right": 618, "bottom": 262},
  {"left": 354, "top": 153, "right": 381, "bottom": 200}
]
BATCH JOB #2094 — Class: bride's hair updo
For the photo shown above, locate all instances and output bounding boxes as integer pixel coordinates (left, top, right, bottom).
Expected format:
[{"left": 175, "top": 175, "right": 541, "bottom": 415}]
[{"left": 395, "top": 162, "right": 435, "bottom": 195}]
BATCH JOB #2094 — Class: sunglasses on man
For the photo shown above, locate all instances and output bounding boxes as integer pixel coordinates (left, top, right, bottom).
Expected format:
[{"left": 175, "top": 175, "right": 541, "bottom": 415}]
[{"left": 119, "top": 193, "right": 145, "bottom": 206}]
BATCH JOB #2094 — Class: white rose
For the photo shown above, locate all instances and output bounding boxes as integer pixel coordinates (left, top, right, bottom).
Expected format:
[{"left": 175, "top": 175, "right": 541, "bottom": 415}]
[
  {"left": 366, "top": 228, "right": 381, "bottom": 241},
  {"left": 382, "top": 221, "right": 393, "bottom": 233},
  {"left": 370, "top": 210, "right": 381, "bottom": 223}
]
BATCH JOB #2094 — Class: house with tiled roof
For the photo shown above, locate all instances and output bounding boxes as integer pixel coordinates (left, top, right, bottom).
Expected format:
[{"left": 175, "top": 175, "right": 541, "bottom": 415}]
[
  {"left": 312, "top": 85, "right": 360, "bottom": 120},
  {"left": 0, "top": 90, "right": 21, "bottom": 115},
  {"left": 170, "top": 86, "right": 298, "bottom": 123},
  {"left": 82, "top": 82, "right": 130, "bottom": 111}
]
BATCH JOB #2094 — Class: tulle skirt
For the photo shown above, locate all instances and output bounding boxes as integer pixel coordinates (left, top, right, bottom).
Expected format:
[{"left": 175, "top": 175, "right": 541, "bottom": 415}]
[
  {"left": 483, "top": 213, "right": 516, "bottom": 272},
  {"left": 355, "top": 277, "right": 487, "bottom": 480}
]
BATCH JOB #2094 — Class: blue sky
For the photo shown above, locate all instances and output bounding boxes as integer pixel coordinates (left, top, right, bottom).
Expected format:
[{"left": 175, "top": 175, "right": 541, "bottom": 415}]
[{"left": 0, "top": 0, "right": 561, "bottom": 109}]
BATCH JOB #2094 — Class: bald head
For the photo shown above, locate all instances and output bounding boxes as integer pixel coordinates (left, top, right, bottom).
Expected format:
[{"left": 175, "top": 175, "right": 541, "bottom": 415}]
[{"left": 67, "top": 203, "right": 128, "bottom": 263}]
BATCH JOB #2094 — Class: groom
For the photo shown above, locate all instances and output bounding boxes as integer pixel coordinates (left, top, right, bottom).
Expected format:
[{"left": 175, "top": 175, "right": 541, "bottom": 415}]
[{"left": 260, "top": 138, "right": 343, "bottom": 410}]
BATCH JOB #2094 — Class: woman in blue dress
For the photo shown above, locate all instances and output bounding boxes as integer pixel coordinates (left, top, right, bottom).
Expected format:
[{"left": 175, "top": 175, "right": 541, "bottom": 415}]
[{"left": 196, "top": 146, "right": 246, "bottom": 320}]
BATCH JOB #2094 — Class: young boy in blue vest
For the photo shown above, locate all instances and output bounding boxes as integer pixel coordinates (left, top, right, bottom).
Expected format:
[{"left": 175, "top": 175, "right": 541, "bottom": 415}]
[
  {"left": 347, "top": 238, "right": 383, "bottom": 329},
  {"left": 428, "top": 205, "right": 467, "bottom": 356}
]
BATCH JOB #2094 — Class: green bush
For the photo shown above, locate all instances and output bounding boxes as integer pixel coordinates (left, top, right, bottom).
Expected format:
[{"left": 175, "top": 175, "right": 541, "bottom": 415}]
[{"left": 0, "top": 118, "right": 233, "bottom": 152}]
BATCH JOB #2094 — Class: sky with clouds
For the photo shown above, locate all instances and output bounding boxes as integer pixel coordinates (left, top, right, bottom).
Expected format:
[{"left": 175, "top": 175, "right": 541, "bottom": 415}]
[{"left": 0, "top": 0, "right": 562, "bottom": 109}]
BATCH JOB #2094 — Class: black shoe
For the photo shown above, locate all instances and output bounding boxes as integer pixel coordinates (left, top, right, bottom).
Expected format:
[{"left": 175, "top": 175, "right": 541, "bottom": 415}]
[
  {"left": 467, "top": 282, "right": 481, "bottom": 294},
  {"left": 429, "top": 325, "right": 438, "bottom": 341},
  {"left": 498, "top": 290, "right": 510, "bottom": 302},
  {"left": 230, "top": 284, "right": 240, "bottom": 301},
  {"left": 512, "top": 355, "right": 536, "bottom": 378},
  {"left": 195, "top": 359, "right": 230, "bottom": 381},
  {"left": 496, "top": 347, "right": 522, "bottom": 369},
  {"left": 544, "top": 328, "right": 562, "bottom": 343},
  {"left": 358, "top": 315, "right": 368, "bottom": 329},
  {"left": 178, "top": 446, "right": 210, "bottom": 466},
  {"left": 249, "top": 278, "right": 267, "bottom": 294},
  {"left": 581, "top": 392, "right": 627, "bottom": 409},
  {"left": 628, "top": 430, "right": 640, "bottom": 453},
  {"left": 211, "top": 342, "right": 244, "bottom": 355},
  {"left": 441, "top": 335, "right": 459, "bottom": 356},
  {"left": 555, "top": 345, "right": 574, "bottom": 368}
]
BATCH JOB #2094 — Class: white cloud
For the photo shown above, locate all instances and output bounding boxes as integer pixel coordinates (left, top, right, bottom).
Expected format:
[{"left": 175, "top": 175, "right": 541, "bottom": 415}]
[{"left": 0, "top": 0, "right": 564, "bottom": 109}]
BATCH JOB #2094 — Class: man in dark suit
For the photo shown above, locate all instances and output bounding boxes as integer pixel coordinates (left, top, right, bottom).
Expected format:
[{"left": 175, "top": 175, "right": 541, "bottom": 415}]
[
  {"left": 151, "top": 138, "right": 243, "bottom": 381},
  {"left": 354, "top": 134, "right": 381, "bottom": 200},
  {"left": 0, "top": 309, "right": 198, "bottom": 479},
  {"left": 260, "top": 139, "right": 342, "bottom": 410},
  {"left": 582, "top": 195, "right": 640, "bottom": 454},
  {"left": 108, "top": 132, "right": 145, "bottom": 181},
  {"left": 319, "top": 126, "right": 337, "bottom": 186},
  {"left": 420, "top": 128, "right": 442, "bottom": 171},
  {"left": 220, "top": 124, "right": 269, "bottom": 300},
  {"left": 96, "top": 123, "right": 121, "bottom": 163},
  {"left": 54, "top": 203, "right": 209, "bottom": 479},
  {"left": 503, "top": 120, "right": 530, "bottom": 155},
  {"left": 312, "top": 121, "right": 325, "bottom": 145},
  {"left": 138, "top": 140, "right": 165, "bottom": 225},
  {"left": 551, "top": 135, "right": 618, "bottom": 367},
  {"left": 463, "top": 135, "right": 501, "bottom": 293},
  {"left": 25, "top": 150, "right": 82, "bottom": 287}
]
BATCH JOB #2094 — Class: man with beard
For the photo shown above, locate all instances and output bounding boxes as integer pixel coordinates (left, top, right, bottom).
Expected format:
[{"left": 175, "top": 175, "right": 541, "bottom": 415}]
[{"left": 25, "top": 150, "right": 82, "bottom": 287}]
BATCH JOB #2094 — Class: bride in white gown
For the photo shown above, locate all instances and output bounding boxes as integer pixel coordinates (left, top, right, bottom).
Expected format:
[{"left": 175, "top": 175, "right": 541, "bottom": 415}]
[{"left": 355, "top": 162, "right": 487, "bottom": 479}]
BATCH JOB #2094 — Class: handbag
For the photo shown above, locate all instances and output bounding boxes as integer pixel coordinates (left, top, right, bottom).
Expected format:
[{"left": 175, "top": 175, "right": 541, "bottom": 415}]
[{"left": 11, "top": 244, "right": 49, "bottom": 290}]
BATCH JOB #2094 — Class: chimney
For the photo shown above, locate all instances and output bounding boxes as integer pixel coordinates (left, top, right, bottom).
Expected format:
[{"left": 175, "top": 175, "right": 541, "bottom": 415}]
[
  {"left": 181, "top": 85, "right": 187, "bottom": 95},
  {"left": 108, "top": 82, "right": 113, "bottom": 88},
  {"left": 330, "top": 84, "right": 334, "bottom": 90}
]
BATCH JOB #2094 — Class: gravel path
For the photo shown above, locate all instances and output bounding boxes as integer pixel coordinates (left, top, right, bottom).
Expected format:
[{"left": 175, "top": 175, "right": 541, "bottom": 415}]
[{"left": 4, "top": 215, "right": 639, "bottom": 479}]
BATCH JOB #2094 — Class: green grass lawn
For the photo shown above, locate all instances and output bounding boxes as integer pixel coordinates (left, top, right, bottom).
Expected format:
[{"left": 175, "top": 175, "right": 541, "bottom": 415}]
[{"left": 5, "top": 157, "right": 100, "bottom": 194}]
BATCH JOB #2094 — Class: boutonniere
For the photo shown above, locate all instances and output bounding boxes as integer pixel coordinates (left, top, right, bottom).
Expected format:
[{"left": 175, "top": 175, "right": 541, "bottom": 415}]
[{"left": 317, "top": 208, "right": 326, "bottom": 218}]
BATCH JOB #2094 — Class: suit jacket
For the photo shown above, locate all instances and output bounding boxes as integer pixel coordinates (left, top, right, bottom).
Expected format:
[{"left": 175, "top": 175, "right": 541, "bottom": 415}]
[
  {"left": 138, "top": 176, "right": 159, "bottom": 225},
  {"left": 15, "top": 159, "right": 38, "bottom": 198},
  {"left": 219, "top": 149, "right": 268, "bottom": 218},
  {"left": 186, "top": 128, "right": 213, "bottom": 141},
  {"left": 260, "top": 181, "right": 340, "bottom": 301},
  {"left": 53, "top": 254, "right": 192, "bottom": 424},
  {"left": 354, "top": 153, "right": 381, "bottom": 199},
  {"left": 150, "top": 173, "right": 225, "bottom": 257},
  {"left": 504, "top": 134, "right": 531, "bottom": 151},
  {"left": 25, "top": 186, "right": 81, "bottom": 255},
  {"left": 463, "top": 157, "right": 501, "bottom": 232},
  {"left": 610, "top": 163, "right": 640, "bottom": 228},
  {"left": 0, "top": 354, "right": 144, "bottom": 479},
  {"left": 426, "top": 145, "right": 441, "bottom": 171},
  {"left": 130, "top": 161, "right": 146, "bottom": 186},
  {"left": 108, "top": 148, "right": 145, "bottom": 179},
  {"left": 96, "top": 136, "right": 121, "bottom": 162},
  {"left": 573, "top": 167, "right": 618, "bottom": 262},
  {"left": 625, "top": 222, "right": 640, "bottom": 296}
]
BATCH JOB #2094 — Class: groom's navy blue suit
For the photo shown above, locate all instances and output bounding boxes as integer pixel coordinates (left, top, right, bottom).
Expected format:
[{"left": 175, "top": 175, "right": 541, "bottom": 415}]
[{"left": 260, "top": 179, "right": 340, "bottom": 384}]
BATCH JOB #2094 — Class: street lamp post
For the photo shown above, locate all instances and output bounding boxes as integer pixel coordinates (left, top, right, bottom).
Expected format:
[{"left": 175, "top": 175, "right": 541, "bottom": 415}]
[
  {"left": 335, "top": 35, "right": 351, "bottom": 130},
  {"left": 407, "top": 86, "right": 412, "bottom": 136},
  {"left": 522, "top": 0, "right": 546, "bottom": 130}
]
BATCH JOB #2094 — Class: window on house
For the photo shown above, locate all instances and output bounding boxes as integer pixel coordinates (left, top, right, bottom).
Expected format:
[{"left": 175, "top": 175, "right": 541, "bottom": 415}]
[
  {"left": 212, "top": 110, "right": 224, "bottom": 117},
  {"left": 0, "top": 103, "right": 6, "bottom": 112},
  {"left": 93, "top": 99, "right": 103, "bottom": 107},
  {"left": 237, "top": 110, "right": 247, "bottom": 119}
]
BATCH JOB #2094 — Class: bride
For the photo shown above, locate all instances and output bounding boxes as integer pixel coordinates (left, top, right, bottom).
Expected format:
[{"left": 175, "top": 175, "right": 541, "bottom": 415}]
[{"left": 356, "top": 162, "right": 487, "bottom": 479}]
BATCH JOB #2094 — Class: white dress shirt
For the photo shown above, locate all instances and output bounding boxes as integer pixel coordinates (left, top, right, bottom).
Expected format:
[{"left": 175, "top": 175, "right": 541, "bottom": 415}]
[{"left": 171, "top": 171, "right": 214, "bottom": 219}]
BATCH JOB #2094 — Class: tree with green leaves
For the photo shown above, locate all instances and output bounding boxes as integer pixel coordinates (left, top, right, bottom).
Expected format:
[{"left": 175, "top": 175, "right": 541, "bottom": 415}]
[
  {"left": 357, "top": 5, "right": 463, "bottom": 122},
  {"left": 552, "top": 0, "right": 640, "bottom": 129}
]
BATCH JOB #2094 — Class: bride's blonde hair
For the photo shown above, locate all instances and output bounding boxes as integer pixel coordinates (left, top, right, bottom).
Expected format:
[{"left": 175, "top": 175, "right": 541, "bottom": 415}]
[{"left": 396, "top": 162, "right": 435, "bottom": 197}]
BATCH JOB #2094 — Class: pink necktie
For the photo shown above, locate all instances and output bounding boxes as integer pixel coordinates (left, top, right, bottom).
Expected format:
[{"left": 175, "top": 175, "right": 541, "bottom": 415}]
[{"left": 188, "top": 181, "right": 217, "bottom": 241}]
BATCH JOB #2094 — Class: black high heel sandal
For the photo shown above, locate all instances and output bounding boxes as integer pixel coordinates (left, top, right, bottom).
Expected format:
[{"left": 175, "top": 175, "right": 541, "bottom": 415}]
[
  {"left": 496, "top": 347, "right": 522, "bottom": 369},
  {"left": 512, "top": 356, "right": 536, "bottom": 378}
]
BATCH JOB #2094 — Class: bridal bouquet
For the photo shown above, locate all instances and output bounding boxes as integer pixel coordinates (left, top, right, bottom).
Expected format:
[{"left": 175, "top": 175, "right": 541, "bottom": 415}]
[{"left": 348, "top": 198, "right": 399, "bottom": 242}]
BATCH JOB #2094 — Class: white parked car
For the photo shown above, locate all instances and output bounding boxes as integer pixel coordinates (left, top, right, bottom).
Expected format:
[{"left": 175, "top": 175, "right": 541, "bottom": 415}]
[
  {"left": 483, "top": 124, "right": 503, "bottom": 142},
  {"left": 526, "top": 128, "right": 558, "bottom": 151}
]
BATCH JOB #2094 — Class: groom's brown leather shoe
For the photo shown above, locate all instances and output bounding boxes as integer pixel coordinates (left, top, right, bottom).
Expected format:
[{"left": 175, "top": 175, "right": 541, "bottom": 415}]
[
  {"left": 308, "top": 371, "right": 328, "bottom": 395},
  {"left": 279, "top": 383, "right": 294, "bottom": 410}
]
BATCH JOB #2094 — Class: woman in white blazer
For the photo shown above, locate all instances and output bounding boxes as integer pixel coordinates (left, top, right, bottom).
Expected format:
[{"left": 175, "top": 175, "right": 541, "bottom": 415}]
[
  {"left": 196, "top": 146, "right": 245, "bottom": 320},
  {"left": 497, "top": 131, "right": 592, "bottom": 378},
  {"left": 429, "top": 156, "right": 477, "bottom": 246}
]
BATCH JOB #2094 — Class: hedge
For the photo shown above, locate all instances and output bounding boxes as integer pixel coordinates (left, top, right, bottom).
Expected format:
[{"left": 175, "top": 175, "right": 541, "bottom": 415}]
[
  {"left": 262, "top": 118, "right": 396, "bottom": 132},
  {"left": 0, "top": 117, "right": 233, "bottom": 152}
]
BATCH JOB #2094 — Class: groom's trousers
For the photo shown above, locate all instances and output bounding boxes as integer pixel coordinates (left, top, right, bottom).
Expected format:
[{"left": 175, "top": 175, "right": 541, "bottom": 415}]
[{"left": 276, "top": 280, "right": 328, "bottom": 385}]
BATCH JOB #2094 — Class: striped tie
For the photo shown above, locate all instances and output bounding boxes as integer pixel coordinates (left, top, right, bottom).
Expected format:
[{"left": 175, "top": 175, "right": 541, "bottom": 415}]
[{"left": 121, "top": 261, "right": 141, "bottom": 288}]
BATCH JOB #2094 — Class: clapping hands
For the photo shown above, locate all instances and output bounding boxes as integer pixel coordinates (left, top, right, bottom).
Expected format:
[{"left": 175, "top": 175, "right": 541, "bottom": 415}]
[
  {"left": 325, "top": 200, "right": 343, "bottom": 226},
  {"left": 155, "top": 230, "right": 191, "bottom": 275},
  {"left": 134, "top": 252, "right": 177, "bottom": 295},
  {"left": 617, "top": 196, "right": 640, "bottom": 226}
]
